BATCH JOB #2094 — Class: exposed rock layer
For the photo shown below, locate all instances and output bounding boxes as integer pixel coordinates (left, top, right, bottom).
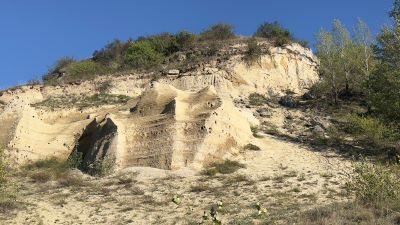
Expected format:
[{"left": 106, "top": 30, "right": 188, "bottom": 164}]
[{"left": 0, "top": 43, "right": 319, "bottom": 170}]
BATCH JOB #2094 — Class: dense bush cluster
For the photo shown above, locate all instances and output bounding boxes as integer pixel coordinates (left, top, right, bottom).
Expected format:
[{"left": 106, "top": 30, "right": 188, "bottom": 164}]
[
  {"left": 243, "top": 38, "right": 263, "bottom": 65},
  {"left": 199, "top": 23, "right": 235, "bottom": 41},
  {"left": 254, "top": 22, "right": 294, "bottom": 46},
  {"left": 342, "top": 114, "right": 396, "bottom": 147},
  {"left": 41, "top": 22, "right": 309, "bottom": 85}
]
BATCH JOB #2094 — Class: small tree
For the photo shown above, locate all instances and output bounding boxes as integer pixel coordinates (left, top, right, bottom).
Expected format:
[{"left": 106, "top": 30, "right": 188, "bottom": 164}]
[
  {"left": 175, "top": 31, "right": 196, "bottom": 50},
  {"left": 243, "top": 38, "right": 263, "bottom": 66},
  {"left": 124, "top": 41, "right": 164, "bottom": 69},
  {"left": 315, "top": 19, "right": 375, "bottom": 103},
  {"left": 92, "top": 39, "right": 129, "bottom": 68},
  {"left": 199, "top": 23, "right": 235, "bottom": 41},
  {"left": 43, "top": 57, "right": 76, "bottom": 84},
  {"left": 367, "top": 0, "right": 400, "bottom": 120},
  {"left": 316, "top": 28, "right": 341, "bottom": 103},
  {"left": 254, "top": 22, "right": 293, "bottom": 46}
]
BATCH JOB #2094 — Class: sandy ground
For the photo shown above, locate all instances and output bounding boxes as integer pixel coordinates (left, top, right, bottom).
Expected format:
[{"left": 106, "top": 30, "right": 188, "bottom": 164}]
[{"left": 4, "top": 134, "right": 351, "bottom": 225}]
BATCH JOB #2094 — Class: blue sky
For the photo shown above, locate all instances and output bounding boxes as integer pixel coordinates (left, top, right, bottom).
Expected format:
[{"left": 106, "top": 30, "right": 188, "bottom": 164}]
[{"left": 0, "top": 0, "right": 394, "bottom": 89}]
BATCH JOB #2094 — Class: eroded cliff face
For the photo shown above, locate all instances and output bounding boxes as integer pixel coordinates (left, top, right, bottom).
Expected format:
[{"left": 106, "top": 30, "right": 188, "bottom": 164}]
[{"left": 0, "top": 43, "right": 319, "bottom": 171}]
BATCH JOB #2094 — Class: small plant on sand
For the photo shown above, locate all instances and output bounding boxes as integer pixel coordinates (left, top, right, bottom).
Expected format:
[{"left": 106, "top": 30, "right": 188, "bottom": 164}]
[
  {"left": 0, "top": 145, "right": 20, "bottom": 214},
  {"left": 243, "top": 38, "right": 263, "bottom": 66},
  {"left": 249, "top": 93, "right": 267, "bottom": 106},
  {"left": 250, "top": 125, "right": 264, "bottom": 138},
  {"left": 348, "top": 161, "right": 400, "bottom": 203},
  {"left": 202, "top": 160, "right": 246, "bottom": 176},
  {"left": 342, "top": 114, "right": 395, "bottom": 148},
  {"left": 87, "top": 156, "right": 115, "bottom": 177}
]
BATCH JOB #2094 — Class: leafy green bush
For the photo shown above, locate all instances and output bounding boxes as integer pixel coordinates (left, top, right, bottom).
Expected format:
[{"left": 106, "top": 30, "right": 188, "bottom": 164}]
[
  {"left": 47, "top": 57, "right": 76, "bottom": 75},
  {"left": 67, "top": 61, "right": 106, "bottom": 77},
  {"left": 21, "top": 157, "right": 88, "bottom": 187},
  {"left": 44, "top": 60, "right": 108, "bottom": 84},
  {"left": 249, "top": 93, "right": 267, "bottom": 106},
  {"left": 348, "top": 162, "right": 400, "bottom": 203},
  {"left": 0, "top": 145, "right": 21, "bottom": 215},
  {"left": 92, "top": 39, "right": 129, "bottom": 68},
  {"left": 243, "top": 38, "right": 263, "bottom": 66},
  {"left": 87, "top": 156, "right": 115, "bottom": 177},
  {"left": 343, "top": 114, "right": 395, "bottom": 147},
  {"left": 254, "top": 22, "right": 293, "bottom": 47},
  {"left": 0, "top": 146, "right": 7, "bottom": 186},
  {"left": 67, "top": 149, "right": 83, "bottom": 169},
  {"left": 33, "top": 93, "right": 131, "bottom": 110},
  {"left": 368, "top": 64, "right": 400, "bottom": 121},
  {"left": 42, "top": 57, "right": 76, "bottom": 84},
  {"left": 124, "top": 41, "right": 164, "bottom": 69},
  {"left": 145, "top": 33, "right": 178, "bottom": 55},
  {"left": 175, "top": 31, "right": 196, "bottom": 50},
  {"left": 200, "top": 23, "right": 235, "bottom": 41}
]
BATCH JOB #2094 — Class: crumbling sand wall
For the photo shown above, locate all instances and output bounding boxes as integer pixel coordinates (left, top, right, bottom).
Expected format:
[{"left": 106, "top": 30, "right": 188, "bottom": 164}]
[{"left": 0, "top": 43, "right": 319, "bottom": 170}]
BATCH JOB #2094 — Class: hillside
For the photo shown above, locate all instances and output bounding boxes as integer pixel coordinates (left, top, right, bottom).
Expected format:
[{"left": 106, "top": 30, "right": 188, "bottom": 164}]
[{"left": 0, "top": 41, "right": 356, "bottom": 224}]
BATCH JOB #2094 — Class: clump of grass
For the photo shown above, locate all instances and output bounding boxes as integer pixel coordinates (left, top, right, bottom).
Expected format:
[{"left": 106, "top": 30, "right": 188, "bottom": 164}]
[
  {"left": 250, "top": 125, "right": 263, "bottom": 138},
  {"left": 249, "top": 93, "right": 267, "bottom": 106},
  {"left": 243, "top": 143, "right": 261, "bottom": 151},
  {"left": 33, "top": 93, "right": 131, "bottom": 110},
  {"left": 347, "top": 162, "right": 400, "bottom": 204},
  {"left": 243, "top": 38, "right": 263, "bottom": 66},
  {"left": 342, "top": 114, "right": 396, "bottom": 148},
  {"left": 190, "top": 184, "right": 211, "bottom": 193},
  {"left": 202, "top": 160, "right": 246, "bottom": 176},
  {"left": 0, "top": 145, "right": 21, "bottom": 215},
  {"left": 223, "top": 174, "right": 255, "bottom": 186},
  {"left": 0, "top": 185, "right": 20, "bottom": 214},
  {"left": 87, "top": 156, "right": 115, "bottom": 177},
  {"left": 21, "top": 158, "right": 87, "bottom": 187},
  {"left": 260, "top": 121, "right": 280, "bottom": 136}
]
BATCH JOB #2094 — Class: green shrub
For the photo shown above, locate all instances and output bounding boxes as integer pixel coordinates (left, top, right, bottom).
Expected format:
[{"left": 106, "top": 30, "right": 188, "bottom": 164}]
[
  {"left": 243, "top": 38, "right": 263, "bottom": 66},
  {"left": 200, "top": 23, "right": 235, "bottom": 41},
  {"left": 309, "top": 80, "right": 330, "bottom": 98},
  {"left": 260, "top": 121, "right": 280, "bottom": 136},
  {"left": 254, "top": 22, "right": 293, "bottom": 47},
  {"left": 250, "top": 125, "right": 260, "bottom": 137},
  {"left": 92, "top": 39, "right": 129, "bottom": 68},
  {"left": 22, "top": 157, "right": 88, "bottom": 186},
  {"left": 343, "top": 114, "right": 395, "bottom": 147},
  {"left": 42, "top": 57, "right": 76, "bottom": 84},
  {"left": 47, "top": 57, "right": 76, "bottom": 75},
  {"left": 33, "top": 94, "right": 131, "bottom": 110},
  {"left": 175, "top": 31, "right": 196, "bottom": 50},
  {"left": 0, "top": 146, "right": 6, "bottom": 185},
  {"left": 67, "top": 149, "right": 83, "bottom": 169},
  {"left": 87, "top": 156, "right": 115, "bottom": 177},
  {"left": 249, "top": 93, "right": 267, "bottom": 106},
  {"left": 0, "top": 146, "right": 21, "bottom": 215},
  {"left": 146, "top": 33, "right": 178, "bottom": 55},
  {"left": 124, "top": 41, "right": 164, "bottom": 69},
  {"left": 348, "top": 162, "right": 400, "bottom": 203},
  {"left": 66, "top": 61, "right": 106, "bottom": 78},
  {"left": 205, "top": 41, "right": 223, "bottom": 56}
]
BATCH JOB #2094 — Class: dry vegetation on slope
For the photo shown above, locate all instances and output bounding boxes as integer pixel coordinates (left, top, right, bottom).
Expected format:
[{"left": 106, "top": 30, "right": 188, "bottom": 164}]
[{"left": 2, "top": 15, "right": 400, "bottom": 224}]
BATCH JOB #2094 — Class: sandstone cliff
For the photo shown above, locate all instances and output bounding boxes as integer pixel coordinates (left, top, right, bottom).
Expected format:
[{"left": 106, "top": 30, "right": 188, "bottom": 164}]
[{"left": 0, "top": 43, "right": 319, "bottom": 171}]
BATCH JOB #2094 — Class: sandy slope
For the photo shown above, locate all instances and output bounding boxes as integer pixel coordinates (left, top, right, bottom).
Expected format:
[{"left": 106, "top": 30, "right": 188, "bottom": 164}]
[{"left": 5, "top": 134, "right": 351, "bottom": 225}]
